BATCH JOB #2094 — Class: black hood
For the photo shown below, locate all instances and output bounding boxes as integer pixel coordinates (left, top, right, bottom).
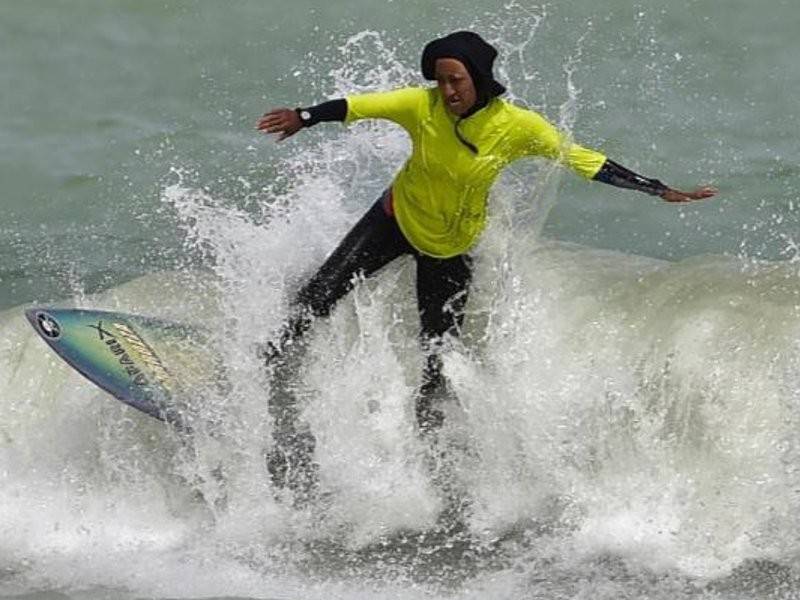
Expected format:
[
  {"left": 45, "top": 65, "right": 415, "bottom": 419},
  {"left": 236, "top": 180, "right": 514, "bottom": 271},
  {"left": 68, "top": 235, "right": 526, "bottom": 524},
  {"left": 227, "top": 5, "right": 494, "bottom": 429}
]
[{"left": 421, "top": 31, "right": 506, "bottom": 102}]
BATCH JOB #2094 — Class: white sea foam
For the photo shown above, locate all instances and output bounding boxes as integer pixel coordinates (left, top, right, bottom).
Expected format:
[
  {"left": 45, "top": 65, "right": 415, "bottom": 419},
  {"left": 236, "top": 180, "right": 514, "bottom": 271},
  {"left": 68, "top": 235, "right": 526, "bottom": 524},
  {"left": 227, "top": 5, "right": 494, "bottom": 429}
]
[{"left": 4, "top": 10, "right": 800, "bottom": 600}]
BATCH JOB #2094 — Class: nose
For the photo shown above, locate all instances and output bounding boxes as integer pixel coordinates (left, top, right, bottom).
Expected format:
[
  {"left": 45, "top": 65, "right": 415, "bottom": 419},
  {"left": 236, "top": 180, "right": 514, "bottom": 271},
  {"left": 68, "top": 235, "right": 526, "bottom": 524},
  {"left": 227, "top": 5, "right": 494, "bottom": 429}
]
[{"left": 439, "top": 82, "right": 455, "bottom": 98}]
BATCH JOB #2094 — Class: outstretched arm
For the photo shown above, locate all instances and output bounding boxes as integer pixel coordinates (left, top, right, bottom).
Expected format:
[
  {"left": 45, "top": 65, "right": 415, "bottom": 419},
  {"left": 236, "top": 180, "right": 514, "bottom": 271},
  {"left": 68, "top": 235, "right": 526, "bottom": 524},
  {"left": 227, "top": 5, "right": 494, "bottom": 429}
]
[
  {"left": 256, "top": 99, "right": 347, "bottom": 141},
  {"left": 594, "top": 158, "right": 717, "bottom": 203},
  {"left": 258, "top": 88, "right": 427, "bottom": 142},
  {"left": 513, "top": 108, "right": 718, "bottom": 203}
]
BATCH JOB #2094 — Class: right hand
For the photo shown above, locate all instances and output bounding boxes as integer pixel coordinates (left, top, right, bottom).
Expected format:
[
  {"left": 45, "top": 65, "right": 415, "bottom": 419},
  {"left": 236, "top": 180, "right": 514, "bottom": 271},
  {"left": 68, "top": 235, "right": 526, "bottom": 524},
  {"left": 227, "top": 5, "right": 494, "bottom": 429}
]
[{"left": 256, "top": 108, "right": 302, "bottom": 141}]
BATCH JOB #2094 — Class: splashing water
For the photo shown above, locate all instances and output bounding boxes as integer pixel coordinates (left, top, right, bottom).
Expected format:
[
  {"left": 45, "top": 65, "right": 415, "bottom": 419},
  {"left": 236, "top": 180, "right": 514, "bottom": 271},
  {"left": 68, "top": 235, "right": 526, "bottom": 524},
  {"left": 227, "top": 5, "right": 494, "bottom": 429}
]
[{"left": 4, "top": 8, "right": 800, "bottom": 599}]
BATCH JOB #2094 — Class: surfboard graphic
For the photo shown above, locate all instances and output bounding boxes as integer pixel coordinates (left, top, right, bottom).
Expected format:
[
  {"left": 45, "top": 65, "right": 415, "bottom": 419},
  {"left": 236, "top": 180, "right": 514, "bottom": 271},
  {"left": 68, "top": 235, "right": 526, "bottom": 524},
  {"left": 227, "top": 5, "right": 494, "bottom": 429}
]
[{"left": 25, "top": 308, "right": 221, "bottom": 432}]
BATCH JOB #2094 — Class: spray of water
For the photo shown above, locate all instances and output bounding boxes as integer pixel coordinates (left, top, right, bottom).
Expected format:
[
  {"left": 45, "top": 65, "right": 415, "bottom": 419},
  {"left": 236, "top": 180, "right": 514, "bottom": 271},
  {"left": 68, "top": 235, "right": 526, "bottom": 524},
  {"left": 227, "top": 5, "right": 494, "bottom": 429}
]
[{"left": 5, "top": 7, "right": 800, "bottom": 598}]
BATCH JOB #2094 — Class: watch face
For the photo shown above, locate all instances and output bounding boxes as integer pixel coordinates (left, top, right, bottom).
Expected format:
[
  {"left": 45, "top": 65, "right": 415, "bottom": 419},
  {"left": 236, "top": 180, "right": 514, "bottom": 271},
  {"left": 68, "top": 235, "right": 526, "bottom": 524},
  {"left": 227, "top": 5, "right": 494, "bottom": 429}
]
[{"left": 300, "top": 110, "right": 311, "bottom": 121}]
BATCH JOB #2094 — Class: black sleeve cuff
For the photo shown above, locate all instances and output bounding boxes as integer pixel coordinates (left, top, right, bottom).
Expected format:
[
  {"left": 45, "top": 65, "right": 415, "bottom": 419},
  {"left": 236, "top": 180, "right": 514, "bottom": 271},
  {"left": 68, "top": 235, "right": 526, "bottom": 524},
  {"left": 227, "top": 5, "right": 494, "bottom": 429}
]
[
  {"left": 593, "top": 159, "right": 668, "bottom": 196},
  {"left": 295, "top": 99, "right": 348, "bottom": 127}
]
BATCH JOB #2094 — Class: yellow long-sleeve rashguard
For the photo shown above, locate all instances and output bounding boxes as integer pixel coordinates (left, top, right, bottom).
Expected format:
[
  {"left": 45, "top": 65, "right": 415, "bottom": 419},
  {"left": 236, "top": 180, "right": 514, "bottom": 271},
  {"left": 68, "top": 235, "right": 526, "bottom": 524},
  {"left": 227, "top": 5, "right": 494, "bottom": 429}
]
[{"left": 345, "top": 87, "right": 606, "bottom": 258}]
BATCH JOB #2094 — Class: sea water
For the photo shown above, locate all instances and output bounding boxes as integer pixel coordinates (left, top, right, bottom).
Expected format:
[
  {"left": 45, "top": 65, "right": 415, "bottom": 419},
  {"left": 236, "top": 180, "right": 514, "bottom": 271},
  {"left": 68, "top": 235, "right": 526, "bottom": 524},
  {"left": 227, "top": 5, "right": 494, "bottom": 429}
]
[{"left": 2, "top": 1, "right": 800, "bottom": 598}]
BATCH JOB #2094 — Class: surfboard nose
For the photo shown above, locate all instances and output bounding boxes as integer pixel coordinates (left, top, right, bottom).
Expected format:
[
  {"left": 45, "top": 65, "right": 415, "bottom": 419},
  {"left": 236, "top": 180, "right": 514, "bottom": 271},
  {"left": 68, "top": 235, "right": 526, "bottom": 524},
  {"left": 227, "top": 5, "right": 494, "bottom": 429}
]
[
  {"left": 24, "top": 307, "right": 38, "bottom": 326},
  {"left": 25, "top": 308, "right": 63, "bottom": 341}
]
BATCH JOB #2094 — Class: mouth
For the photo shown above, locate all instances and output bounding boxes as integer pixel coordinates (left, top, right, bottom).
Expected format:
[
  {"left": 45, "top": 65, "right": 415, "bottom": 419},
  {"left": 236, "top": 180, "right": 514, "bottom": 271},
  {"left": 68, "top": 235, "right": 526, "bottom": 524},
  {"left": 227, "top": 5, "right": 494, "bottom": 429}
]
[{"left": 446, "top": 96, "right": 466, "bottom": 113}]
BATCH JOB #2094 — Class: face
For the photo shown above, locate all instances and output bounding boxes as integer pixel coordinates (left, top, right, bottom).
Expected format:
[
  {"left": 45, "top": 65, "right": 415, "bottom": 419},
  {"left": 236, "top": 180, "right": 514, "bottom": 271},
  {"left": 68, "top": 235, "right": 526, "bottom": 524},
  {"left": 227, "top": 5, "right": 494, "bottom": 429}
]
[{"left": 434, "top": 58, "right": 477, "bottom": 116}]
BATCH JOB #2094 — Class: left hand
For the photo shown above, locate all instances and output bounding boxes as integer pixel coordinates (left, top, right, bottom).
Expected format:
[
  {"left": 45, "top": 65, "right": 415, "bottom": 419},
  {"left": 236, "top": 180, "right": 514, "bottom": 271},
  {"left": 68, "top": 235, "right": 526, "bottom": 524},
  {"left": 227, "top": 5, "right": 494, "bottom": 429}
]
[{"left": 660, "top": 185, "right": 718, "bottom": 203}]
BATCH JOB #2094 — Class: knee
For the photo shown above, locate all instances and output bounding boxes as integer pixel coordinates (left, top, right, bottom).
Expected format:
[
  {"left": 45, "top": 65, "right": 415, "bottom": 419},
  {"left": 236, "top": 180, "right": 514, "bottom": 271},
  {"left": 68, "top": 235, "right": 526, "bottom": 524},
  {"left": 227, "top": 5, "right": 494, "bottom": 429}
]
[
  {"left": 295, "top": 282, "right": 335, "bottom": 319},
  {"left": 419, "top": 291, "right": 469, "bottom": 342},
  {"left": 419, "top": 312, "right": 460, "bottom": 347}
]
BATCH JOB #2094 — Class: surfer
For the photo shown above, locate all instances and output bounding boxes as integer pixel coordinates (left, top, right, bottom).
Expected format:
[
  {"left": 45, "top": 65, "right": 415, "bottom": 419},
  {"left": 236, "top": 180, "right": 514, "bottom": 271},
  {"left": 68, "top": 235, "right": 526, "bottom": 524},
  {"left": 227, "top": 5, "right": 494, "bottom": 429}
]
[{"left": 256, "top": 31, "right": 717, "bottom": 494}]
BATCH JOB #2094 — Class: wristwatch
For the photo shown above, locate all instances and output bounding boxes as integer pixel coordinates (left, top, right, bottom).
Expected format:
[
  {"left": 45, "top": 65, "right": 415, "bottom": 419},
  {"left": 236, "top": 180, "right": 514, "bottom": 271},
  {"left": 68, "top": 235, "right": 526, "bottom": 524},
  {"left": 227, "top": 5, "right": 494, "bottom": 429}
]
[{"left": 295, "top": 108, "right": 312, "bottom": 127}]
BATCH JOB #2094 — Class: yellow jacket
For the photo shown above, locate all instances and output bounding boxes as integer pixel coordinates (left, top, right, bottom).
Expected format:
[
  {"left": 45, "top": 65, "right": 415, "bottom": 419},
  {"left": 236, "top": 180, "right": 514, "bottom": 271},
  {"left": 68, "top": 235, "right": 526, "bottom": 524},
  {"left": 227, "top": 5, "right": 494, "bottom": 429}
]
[{"left": 346, "top": 87, "right": 606, "bottom": 258}]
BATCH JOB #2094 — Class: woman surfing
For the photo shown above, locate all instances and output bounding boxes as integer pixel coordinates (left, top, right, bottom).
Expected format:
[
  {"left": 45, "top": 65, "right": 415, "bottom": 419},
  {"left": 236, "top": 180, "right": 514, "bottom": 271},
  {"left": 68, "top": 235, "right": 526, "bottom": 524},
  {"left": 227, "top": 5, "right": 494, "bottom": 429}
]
[{"left": 257, "top": 31, "right": 717, "bottom": 498}]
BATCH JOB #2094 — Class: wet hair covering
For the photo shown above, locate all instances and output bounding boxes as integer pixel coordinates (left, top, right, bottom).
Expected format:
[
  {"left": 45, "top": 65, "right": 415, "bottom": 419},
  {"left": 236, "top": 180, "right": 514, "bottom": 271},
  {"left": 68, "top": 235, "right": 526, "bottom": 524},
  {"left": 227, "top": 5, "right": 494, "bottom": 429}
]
[
  {"left": 421, "top": 31, "right": 506, "bottom": 104},
  {"left": 421, "top": 31, "right": 506, "bottom": 153}
]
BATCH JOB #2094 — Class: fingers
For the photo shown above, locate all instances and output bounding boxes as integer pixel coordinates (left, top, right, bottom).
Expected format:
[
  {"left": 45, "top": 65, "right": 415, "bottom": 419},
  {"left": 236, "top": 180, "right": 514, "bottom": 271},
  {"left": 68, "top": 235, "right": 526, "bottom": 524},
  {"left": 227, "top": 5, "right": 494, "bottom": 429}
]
[
  {"left": 256, "top": 108, "right": 295, "bottom": 133},
  {"left": 682, "top": 186, "right": 718, "bottom": 201},
  {"left": 256, "top": 108, "right": 302, "bottom": 143},
  {"left": 694, "top": 185, "right": 718, "bottom": 199},
  {"left": 662, "top": 185, "right": 719, "bottom": 203},
  {"left": 256, "top": 111, "right": 288, "bottom": 133}
]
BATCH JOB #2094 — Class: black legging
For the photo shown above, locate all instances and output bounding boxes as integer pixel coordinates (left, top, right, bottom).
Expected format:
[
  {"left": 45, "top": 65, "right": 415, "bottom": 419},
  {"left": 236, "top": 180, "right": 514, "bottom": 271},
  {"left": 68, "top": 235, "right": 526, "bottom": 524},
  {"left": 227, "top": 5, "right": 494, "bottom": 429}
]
[
  {"left": 266, "top": 192, "right": 473, "bottom": 494},
  {"left": 273, "top": 191, "right": 473, "bottom": 366}
]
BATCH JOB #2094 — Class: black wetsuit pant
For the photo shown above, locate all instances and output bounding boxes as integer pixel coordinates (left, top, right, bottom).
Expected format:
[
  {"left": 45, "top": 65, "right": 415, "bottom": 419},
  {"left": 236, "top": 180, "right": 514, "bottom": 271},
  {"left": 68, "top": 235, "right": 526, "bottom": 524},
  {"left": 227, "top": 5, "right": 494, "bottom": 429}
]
[
  {"left": 270, "top": 192, "right": 472, "bottom": 426},
  {"left": 294, "top": 194, "right": 472, "bottom": 352}
]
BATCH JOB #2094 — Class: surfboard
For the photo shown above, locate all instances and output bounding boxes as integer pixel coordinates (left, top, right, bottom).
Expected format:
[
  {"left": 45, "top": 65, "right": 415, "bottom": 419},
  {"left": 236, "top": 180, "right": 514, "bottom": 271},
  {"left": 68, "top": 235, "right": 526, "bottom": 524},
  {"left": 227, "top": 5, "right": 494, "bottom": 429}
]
[{"left": 25, "top": 307, "right": 224, "bottom": 432}]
